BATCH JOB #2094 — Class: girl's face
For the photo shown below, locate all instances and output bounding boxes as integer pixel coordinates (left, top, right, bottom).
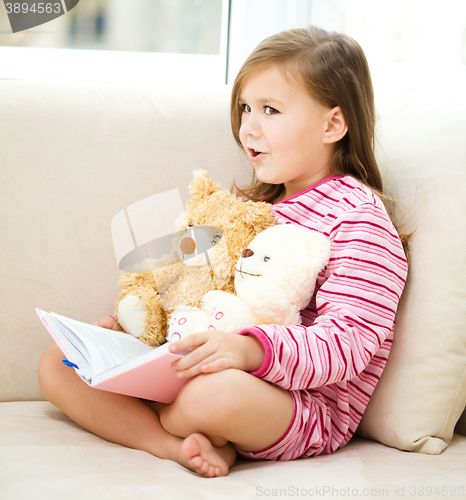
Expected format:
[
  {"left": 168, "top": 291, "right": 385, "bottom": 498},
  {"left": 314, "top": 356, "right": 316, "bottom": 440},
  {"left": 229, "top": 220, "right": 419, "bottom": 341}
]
[{"left": 238, "top": 66, "right": 339, "bottom": 200}]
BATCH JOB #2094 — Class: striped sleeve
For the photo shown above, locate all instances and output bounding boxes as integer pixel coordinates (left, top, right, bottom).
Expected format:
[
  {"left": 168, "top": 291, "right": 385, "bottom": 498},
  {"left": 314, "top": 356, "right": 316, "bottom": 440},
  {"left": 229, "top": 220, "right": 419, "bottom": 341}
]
[{"left": 239, "top": 203, "right": 408, "bottom": 391}]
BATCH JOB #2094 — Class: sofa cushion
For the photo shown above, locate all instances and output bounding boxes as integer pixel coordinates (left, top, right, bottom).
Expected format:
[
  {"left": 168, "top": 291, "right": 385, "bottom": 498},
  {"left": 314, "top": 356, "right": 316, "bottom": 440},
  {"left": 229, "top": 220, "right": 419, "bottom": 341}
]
[
  {"left": 1, "top": 401, "right": 465, "bottom": 500},
  {"left": 358, "top": 88, "right": 466, "bottom": 454}
]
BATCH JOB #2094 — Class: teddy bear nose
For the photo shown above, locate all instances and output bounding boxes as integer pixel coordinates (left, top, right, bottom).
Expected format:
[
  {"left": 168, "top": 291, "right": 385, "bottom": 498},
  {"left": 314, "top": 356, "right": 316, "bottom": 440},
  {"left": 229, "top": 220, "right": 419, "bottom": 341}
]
[{"left": 241, "top": 248, "right": 254, "bottom": 258}]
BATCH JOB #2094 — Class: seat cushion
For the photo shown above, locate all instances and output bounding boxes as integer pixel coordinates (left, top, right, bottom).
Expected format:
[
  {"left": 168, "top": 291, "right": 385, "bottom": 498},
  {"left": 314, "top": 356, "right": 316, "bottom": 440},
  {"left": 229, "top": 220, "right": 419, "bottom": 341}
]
[{"left": 1, "top": 401, "right": 465, "bottom": 500}]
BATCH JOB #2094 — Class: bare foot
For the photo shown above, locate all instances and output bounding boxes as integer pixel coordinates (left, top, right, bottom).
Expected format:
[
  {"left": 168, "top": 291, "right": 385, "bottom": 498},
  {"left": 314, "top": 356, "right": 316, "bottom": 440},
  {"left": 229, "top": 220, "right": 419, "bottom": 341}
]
[{"left": 180, "top": 433, "right": 237, "bottom": 478}]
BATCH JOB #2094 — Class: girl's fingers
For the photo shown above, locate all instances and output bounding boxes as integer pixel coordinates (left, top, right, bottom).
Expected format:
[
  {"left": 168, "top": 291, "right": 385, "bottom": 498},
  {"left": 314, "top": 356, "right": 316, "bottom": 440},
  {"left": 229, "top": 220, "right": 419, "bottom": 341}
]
[
  {"left": 93, "top": 317, "right": 116, "bottom": 329},
  {"left": 174, "top": 355, "right": 230, "bottom": 379},
  {"left": 172, "top": 342, "right": 213, "bottom": 372},
  {"left": 169, "top": 330, "right": 238, "bottom": 377},
  {"left": 172, "top": 339, "right": 227, "bottom": 377},
  {"left": 172, "top": 355, "right": 205, "bottom": 379},
  {"left": 170, "top": 331, "right": 208, "bottom": 353},
  {"left": 199, "top": 357, "right": 230, "bottom": 374}
]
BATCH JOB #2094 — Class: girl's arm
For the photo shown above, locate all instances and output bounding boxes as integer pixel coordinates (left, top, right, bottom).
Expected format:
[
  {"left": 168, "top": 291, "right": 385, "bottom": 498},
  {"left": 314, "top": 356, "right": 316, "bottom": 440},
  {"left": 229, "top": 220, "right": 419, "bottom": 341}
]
[{"left": 238, "top": 204, "right": 408, "bottom": 391}]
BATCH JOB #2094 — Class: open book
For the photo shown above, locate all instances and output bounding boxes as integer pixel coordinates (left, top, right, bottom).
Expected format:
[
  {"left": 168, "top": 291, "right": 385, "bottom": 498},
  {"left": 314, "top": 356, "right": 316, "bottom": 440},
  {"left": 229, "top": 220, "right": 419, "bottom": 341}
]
[{"left": 36, "top": 309, "right": 188, "bottom": 403}]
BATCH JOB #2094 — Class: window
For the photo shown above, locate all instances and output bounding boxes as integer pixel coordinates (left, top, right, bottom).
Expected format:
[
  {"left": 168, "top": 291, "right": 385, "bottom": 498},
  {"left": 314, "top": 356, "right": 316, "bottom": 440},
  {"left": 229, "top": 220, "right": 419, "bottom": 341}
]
[
  {"left": 1, "top": 0, "right": 465, "bottom": 97},
  {"left": 227, "top": 0, "right": 466, "bottom": 111},
  {"left": 0, "top": 0, "right": 230, "bottom": 83}
]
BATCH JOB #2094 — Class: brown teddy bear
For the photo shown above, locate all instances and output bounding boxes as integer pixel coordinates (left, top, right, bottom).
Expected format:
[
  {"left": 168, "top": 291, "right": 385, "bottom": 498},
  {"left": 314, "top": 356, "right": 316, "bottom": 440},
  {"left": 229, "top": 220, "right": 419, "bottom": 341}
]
[{"left": 115, "top": 169, "right": 276, "bottom": 346}]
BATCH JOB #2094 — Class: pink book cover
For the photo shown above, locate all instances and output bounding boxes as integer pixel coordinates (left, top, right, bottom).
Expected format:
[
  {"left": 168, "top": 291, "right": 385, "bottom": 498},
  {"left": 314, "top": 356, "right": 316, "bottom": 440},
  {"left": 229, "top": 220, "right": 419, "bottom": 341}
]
[
  {"left": 91, "top": 347, "right": 188, "bottom": 403},
  {"left": 36, "top": 308, "right": 188, "bottom": 404}
]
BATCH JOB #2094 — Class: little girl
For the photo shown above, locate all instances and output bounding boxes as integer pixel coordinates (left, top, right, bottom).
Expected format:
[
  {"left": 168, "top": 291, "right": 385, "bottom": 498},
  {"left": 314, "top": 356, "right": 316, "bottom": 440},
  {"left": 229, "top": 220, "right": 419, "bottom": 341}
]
[{"left": 38, "top": 26, "right": 408, "bottom": 478}]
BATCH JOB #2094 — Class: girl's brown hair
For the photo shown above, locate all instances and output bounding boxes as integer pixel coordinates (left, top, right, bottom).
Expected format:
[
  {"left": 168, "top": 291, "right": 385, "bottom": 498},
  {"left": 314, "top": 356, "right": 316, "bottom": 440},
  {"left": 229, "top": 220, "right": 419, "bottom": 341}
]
[{"left": 231, "top": 25, "right": 410, "bottom": 256}]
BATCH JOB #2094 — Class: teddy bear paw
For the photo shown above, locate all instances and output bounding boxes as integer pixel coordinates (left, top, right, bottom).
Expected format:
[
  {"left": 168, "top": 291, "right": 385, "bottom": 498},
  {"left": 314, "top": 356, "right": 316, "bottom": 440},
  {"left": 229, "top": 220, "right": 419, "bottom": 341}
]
[
  {"left": 117, "top": 295, "right": 148, "bottom": 339},
  {"left": 205, "top": 306, "right": 229, "bottom": 331},
  {"left": 201, "top": 290, "right": 255, "bottom": 333},
  {"left": 168, "top": 307, "right": 209, "bottom": 342}
]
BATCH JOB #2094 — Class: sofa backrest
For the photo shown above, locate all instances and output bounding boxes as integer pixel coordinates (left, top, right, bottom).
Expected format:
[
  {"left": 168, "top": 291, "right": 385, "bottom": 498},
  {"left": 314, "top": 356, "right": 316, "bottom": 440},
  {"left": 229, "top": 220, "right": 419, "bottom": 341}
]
[{"left": 0, "top": 81, "right": 249, "bottom": 402}]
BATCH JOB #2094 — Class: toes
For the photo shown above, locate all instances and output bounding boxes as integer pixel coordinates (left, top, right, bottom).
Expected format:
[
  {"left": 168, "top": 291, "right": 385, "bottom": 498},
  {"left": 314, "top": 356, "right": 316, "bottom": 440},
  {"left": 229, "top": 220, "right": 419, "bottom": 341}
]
[
  {"left": 181, "top": 433, "right": 229, "bottom": 478},
  {"left": 202, "top": 465, "right": 221, "bottom": 478},
  {"left": 189, "top": 456, "right": 203, "bottom": 470},
  {"left": 190, "top": 457, "right": 214, "bottom": 478},
  {"left": 200, "top": 462, "right": 211, "bottom": 476}
]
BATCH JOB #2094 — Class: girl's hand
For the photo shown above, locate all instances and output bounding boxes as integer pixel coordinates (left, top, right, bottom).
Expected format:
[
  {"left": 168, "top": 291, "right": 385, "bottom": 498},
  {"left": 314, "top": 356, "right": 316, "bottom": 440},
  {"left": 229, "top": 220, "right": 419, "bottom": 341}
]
[
  {"left": 92, "top": 316, "right": 119, "bottom": 331},
  {"left": 169, "top": 330, "right": 265, "bottom": 379}
]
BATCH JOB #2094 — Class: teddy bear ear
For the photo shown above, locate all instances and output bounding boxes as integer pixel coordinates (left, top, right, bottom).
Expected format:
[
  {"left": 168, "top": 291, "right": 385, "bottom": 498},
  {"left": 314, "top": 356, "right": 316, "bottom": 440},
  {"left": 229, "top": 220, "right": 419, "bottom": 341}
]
[
  {"left": 188, "top": 169, "right": 221, "bottom": 201},
  {"left": 242, "top": 200, "right": 276, "bottom": 234},
  {"left": 303, "top": 230, "right": 332, "bottom": 273}
]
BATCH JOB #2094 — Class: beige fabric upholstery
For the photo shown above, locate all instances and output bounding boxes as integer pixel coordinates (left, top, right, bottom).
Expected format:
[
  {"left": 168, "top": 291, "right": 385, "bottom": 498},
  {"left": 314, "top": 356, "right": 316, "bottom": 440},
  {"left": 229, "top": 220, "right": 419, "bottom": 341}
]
[
  {"left": 0, "top": 81, "right": 249, "bottom": 402},
  {"left": 1, "top": 402, "right": 465, "bottom": 500},
  {"left": 1, "top": 80, "right": 465, "bottom": 497}
]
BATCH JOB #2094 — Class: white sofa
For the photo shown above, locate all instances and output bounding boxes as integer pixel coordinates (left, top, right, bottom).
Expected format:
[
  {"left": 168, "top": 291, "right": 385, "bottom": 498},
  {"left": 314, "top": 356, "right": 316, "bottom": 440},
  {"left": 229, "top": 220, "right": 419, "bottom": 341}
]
[{"left": 1, "top": 78, "right": 465, "bottom": 500}]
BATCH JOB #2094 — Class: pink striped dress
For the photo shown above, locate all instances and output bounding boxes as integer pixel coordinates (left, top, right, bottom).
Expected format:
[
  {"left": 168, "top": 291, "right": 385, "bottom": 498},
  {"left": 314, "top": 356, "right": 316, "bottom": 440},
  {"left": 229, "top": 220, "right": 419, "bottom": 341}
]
[{"left": 237, "top": 175, "right": 408, "bottom": 461}]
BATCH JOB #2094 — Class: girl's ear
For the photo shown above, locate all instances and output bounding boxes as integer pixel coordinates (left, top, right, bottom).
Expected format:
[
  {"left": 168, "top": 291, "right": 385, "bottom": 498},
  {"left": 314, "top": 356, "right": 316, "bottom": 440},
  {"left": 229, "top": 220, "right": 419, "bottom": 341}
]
[{"left": 323, "top": 106, "right": 348, "bottom": 144}]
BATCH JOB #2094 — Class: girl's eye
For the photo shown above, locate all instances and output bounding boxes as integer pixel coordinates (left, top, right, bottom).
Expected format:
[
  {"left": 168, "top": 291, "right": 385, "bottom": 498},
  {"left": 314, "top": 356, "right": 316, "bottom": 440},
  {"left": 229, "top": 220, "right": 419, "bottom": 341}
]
[
  {"left": 242, "top": 104, "right": 251, "bottom": 113},
  {"left": 264, "top": 106, "right": 279, "bottom": 115}
]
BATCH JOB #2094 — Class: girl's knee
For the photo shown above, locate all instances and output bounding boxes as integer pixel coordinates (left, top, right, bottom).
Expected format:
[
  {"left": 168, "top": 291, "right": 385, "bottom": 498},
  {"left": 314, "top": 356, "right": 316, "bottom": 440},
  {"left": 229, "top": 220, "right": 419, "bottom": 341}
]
[
  {"left": 38, "top": 345, "right": 62, "bottom": 371},
  {"left": 37, "top": 345, "right": 66, "bottom": 401},
  {"left": 177, "top": 369, "right": 250, "bottom": 425}
]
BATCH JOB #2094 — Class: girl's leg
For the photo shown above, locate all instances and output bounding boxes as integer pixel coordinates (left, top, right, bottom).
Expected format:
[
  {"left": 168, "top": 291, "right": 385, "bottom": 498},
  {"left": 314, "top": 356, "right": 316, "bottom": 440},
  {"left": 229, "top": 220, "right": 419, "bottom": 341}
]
[
  {"left": 156, "top": 368, "right": 294, "bottom": 468},
  {"left": 38, "top": 345, "right": 233, "bottom": 477}
]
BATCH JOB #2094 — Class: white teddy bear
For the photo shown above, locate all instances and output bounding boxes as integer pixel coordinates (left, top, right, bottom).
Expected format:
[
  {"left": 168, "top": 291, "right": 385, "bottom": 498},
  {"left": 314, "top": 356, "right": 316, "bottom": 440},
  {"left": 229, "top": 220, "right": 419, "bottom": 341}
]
[{"left": 168, "top": 224, "right": 331, "bottom": 341}]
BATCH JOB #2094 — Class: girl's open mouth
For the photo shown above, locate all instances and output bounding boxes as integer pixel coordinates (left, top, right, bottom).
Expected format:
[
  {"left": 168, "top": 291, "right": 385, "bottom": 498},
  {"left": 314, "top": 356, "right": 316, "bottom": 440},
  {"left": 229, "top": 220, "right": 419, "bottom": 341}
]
[{"left": 248, "top": 148, "right": 266, "bottom": 162}]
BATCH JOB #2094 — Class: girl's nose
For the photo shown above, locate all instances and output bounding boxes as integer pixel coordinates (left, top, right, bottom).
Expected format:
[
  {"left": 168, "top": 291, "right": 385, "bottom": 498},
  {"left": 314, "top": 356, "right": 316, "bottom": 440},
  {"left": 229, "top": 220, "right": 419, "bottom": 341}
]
[
  {"left": 241, "top": 248, "right": 254, "bottom": 258},
  {"left": 240, "top": 112, "right": 261, "bottom": 138}
]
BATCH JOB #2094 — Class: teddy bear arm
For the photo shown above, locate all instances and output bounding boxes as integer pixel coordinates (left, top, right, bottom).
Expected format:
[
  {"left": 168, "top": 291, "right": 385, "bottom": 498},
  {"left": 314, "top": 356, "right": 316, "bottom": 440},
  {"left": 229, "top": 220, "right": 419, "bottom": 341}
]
[
  {"left": 116, "top": 274, "right": 167, "bottom": 346},
  {"left": 241, "top": 284, "right": 301, "bottom": 326},
  {"left": 201, "top": 290, "right": 255, "bottom": 333},
  {"left": 168, "top": 306, "right": 209, "bottom": 342}
]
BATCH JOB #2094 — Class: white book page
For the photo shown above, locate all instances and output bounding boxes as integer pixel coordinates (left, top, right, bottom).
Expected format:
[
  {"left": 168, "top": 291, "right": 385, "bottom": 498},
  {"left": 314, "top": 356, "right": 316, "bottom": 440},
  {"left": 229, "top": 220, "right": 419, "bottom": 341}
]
[
  {"left": 43, "top": 313, "right": 94, "bottom": 380},
  {"left": 49, "top": 312, "right": 154, "bottom": 379}
]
